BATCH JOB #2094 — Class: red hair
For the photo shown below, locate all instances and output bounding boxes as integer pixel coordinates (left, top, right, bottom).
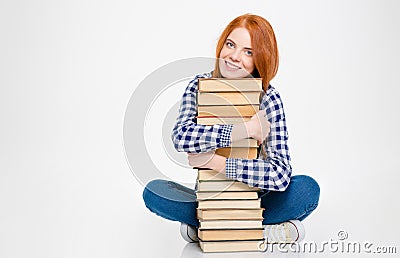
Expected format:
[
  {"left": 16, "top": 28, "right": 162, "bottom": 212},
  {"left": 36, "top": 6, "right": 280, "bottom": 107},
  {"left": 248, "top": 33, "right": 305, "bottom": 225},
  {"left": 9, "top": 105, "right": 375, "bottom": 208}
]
[{"left": 213, "top": 14, "right": 279, "bottom": 92}]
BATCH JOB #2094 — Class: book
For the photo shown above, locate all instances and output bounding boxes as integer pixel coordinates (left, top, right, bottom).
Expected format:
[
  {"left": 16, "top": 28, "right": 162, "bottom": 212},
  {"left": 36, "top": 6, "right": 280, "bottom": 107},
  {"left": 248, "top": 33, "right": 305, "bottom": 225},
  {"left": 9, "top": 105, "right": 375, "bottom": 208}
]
[
  {"left": 196, "top": 116, "right": 251, "bottom": 125},
  {"left": 231, "top": 138, "right": 258, "bottom": 148},
  {"left": 196, "top": 191, "right": 259, "bottom": 200},
  {"left": 199, "top": 219, "right": 263, "bottom": 229},
  {"left": 198, "top": 199, "right": 261, "bottom": 209},
  {"left": 197, "top": 208, "right": 264, "bottom": 220},
  {"left": 198, "top": 92, "right": 261, "bottom": 106},
  {"left": 197, "top": 169, "right": 229, "bottom": 181},
  {"left": 199, "top": 240, "right": 264, "bottom": 253},
  {"left": 197, "top": 180, "right": 260, "bottom": 192},
  {"left": 198, "top": 78, "right": 262, "bottom": 92},
  {"left": 215, "top": 147, "right": 258, "bottom": 159},
  {"left": 198, "top": 105, "right": 259, "bottom": 117},
  {"left": 198, "top": 228, "right": 264, "bottom": 241}
]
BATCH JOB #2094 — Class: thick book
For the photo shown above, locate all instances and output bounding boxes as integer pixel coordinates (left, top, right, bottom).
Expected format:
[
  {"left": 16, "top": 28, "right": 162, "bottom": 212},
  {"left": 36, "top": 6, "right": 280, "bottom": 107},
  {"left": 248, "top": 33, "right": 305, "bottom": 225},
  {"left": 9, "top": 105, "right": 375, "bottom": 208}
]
[
  {"left": 196, "top": 116, "right": 251, "bottom": 125},
  {"left": 197, "top": 208, "right": 264, "bottom": 220},
  {"left": 196, "top": 191, "right": 259, "bottom": 200},
  {"left": 198, "top": 228, "right": 264, "bottom": 241},
  {"left": 197, "top": 169, "right": 229, "bottom": 181},
  {"left": 199, "top": 219, "right": 263, "bottom": 229},
  {"left": 231, "top": 138, "right": 258, "bottom": 148},
  {"left": 198, "top": 92, "right": 261, "bottom": 106},
  {"left": 198, "top": 78, "right": 262, "bottom": 92},
  {"left": 197, "top": 180, "right": 260, "bottom": 192},
  {"left": 198, "top": 199, "right": 261, "bottom": 209},
  {"left": 199, "top": 240, "right": 264, "bottom": 253},
  {"left": 198, "top": 105, "right": 259, "bottom": 117},
  {"left": 215, "top": 147, "right": 258, "bottom": 159}
]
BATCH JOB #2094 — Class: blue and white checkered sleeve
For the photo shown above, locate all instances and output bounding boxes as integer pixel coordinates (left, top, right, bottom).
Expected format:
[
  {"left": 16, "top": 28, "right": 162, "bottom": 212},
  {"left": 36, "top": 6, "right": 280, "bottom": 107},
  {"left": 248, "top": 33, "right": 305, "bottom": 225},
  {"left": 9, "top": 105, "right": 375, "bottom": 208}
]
[
  {"left": 171, "top": 75, "right": 233, "bottom": 153},
  {"left": 225, "top": 88, "right": 292, "bottom": 191}
]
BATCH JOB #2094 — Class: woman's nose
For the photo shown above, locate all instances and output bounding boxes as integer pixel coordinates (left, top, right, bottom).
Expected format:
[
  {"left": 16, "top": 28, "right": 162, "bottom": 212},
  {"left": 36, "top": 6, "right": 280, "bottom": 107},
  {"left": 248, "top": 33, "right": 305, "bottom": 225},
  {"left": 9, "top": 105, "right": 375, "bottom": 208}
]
[{"left": 229, "top": 49, "right": 241, "bottom": 61}]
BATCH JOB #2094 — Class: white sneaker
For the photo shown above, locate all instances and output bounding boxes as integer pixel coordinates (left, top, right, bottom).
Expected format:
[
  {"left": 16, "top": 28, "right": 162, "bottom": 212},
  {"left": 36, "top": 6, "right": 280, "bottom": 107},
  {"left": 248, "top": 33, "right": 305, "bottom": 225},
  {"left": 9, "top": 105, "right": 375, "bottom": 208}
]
[
  {"left": 180, "top": 223, "right": 199, "bottom": 243},
  {"left": 263, "top": 220, "right": 305, "bottom": 243}
]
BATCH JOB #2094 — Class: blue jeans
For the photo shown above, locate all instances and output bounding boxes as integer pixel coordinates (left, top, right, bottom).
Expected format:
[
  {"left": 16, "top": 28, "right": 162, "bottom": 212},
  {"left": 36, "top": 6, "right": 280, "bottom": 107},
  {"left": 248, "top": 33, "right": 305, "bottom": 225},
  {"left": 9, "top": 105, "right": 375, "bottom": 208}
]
[{"left": 142, "top": 175, "right": 320, "bottom": 227}]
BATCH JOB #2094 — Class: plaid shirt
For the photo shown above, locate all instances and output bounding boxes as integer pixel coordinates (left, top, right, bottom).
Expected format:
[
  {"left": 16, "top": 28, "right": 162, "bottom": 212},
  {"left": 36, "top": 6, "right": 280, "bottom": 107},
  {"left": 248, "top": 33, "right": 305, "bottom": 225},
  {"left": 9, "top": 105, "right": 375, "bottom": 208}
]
[{"left": 171, "top": 72, "right": 292, "bottom": 191}]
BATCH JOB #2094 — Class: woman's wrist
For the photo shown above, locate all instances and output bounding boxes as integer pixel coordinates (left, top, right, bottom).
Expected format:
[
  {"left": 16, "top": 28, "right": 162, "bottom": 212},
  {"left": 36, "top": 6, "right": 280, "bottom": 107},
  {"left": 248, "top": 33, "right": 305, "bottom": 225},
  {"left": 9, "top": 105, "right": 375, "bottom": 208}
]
[
  {"left": 243, "top": 120, "right": 255, "bottom": 139},
  {"left": 210, "top": 154, "right": 226, "bottom": 173}
]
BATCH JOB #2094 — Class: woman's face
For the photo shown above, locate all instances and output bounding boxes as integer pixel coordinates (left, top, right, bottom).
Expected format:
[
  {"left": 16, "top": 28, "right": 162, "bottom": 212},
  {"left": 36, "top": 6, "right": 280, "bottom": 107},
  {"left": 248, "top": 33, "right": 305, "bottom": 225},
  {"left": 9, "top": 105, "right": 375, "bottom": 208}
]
[{"left": 218, "top": 27, "right": 255, "bottom": 78}]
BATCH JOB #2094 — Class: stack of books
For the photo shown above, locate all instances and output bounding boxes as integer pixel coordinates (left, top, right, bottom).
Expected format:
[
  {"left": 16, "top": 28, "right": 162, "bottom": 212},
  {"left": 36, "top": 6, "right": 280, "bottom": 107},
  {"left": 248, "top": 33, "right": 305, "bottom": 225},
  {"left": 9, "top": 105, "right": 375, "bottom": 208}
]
[
  {"left": 195, "top": 78, "right": 265, "bottom": 253},
  {"left": 197, "top": 78, "right": 262, "bottom": 159}
]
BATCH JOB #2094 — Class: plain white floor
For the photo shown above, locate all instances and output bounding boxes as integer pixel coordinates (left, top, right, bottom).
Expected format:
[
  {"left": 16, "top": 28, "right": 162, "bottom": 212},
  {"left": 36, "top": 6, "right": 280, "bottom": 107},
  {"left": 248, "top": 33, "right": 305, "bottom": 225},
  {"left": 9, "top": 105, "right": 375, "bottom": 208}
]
[{"left": 1, "top": 0, "right": 400, "bottom": 257}]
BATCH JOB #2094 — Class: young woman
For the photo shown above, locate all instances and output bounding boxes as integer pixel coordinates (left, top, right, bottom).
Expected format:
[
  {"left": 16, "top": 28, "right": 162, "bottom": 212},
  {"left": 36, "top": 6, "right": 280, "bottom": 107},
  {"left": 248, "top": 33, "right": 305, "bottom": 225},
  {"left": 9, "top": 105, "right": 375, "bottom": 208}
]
[{"left": 143, "top": 14, "right": 320, "bottom": 243}]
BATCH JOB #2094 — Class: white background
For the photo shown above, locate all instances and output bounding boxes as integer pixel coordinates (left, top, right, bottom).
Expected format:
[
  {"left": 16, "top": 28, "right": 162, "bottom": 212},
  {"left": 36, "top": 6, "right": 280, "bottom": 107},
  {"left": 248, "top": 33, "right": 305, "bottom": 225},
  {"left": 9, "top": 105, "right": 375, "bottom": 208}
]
[{"left": 1, "top": 0, "right": 400, "bottom": 257}]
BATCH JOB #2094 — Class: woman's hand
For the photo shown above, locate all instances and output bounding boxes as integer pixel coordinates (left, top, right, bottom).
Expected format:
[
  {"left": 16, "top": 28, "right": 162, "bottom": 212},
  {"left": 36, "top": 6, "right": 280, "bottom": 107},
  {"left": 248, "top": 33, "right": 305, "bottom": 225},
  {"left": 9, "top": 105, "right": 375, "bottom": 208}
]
[
  {"left": 246, "top": 109, "right": 271, "bottom": 145},
  {"left": 187, "top": 151, "right": 226, "bottom": 173},
  {"left": 231, "top": 109, "right": 270, "bottom": 145}
]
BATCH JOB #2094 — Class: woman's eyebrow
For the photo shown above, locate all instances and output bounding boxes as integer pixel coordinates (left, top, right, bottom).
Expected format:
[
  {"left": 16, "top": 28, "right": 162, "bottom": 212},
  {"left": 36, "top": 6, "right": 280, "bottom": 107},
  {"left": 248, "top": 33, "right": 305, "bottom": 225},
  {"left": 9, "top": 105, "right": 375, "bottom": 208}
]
[{"left": 226, "top": 38, "right": 236, "bottom": 45}]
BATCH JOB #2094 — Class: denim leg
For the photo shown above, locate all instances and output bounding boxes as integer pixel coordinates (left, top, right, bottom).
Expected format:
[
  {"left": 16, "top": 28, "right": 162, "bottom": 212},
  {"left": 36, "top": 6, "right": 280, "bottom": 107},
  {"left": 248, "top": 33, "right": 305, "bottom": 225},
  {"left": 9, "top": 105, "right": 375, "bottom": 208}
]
[
  {"left": 142, "top": 179, "right": 199, "bottom": 227},
  {"left": 261, "top": 175, "right": 320, "bottom": 225}
]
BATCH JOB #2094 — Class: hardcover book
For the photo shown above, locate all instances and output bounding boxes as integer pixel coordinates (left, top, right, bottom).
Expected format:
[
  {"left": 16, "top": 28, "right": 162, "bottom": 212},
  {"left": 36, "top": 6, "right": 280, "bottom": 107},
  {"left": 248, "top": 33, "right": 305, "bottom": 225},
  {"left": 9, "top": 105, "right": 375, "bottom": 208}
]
[
  {"left": 196, "top": 191, "right": 259, "bottom": 200},
  {"left": 197, "top": 91, "right": 261, "bottom": 106},
  {"left": 197, "top": 180, "right": 260, "bottom": 192},
  {"left": 198, "top": 228, "right": 264, "bottom": 241},
  {"left": 198, "top": 199, "right": 261, "bottom": 209},
  {"left": 198, "top": 78, "right": 262, "bottom": 92},
  {"left": 197, "top": 208, "right": 264, "bottom": 220},
  {"left": 197, "top": 105, "right": 259, "bottom": 117},
  {"left": 199, "top": 240, "right": 264, "bottom": 253},
  {"left": 199, "top": 219, "right": 263, "bottom": 229}
]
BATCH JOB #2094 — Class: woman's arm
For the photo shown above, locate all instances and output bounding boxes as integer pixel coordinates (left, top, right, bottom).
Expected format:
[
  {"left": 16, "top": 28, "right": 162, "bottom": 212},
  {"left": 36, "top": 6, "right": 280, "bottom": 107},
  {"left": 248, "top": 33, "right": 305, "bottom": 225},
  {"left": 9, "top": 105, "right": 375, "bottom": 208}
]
[
  {"left": 187, "top": 109, "right": 270, "bottom": 171},
  {"left": 190, "top": 87, "right": 291, "bottom": 191},
  {"left": 174, "top": 76, "right": 291, "bottom": 191},
  {"left": 226, "top": 88, "right": 292, "bottom": 191},
  {"left": 171, "top": 74, "right": 234, "bottom": 153}
]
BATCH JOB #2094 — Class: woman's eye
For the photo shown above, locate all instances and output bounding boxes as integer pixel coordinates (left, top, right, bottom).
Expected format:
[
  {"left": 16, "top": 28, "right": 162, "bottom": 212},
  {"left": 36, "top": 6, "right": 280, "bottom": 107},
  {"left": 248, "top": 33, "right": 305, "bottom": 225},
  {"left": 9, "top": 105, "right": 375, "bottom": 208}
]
[
  {"left": 226, "top": 42, "right": 234, "bottom": 48},
  {"left": 245, "top": 50, "right": 253, "bottom": 56}
]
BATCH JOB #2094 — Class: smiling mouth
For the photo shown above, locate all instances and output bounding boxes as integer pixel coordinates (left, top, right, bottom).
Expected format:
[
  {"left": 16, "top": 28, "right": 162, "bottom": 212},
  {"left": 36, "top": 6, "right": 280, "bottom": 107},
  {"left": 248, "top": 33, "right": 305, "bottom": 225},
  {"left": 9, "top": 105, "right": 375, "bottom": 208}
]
[{"left": 225, "top": 60, "right": 242, "bottom": 70}]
